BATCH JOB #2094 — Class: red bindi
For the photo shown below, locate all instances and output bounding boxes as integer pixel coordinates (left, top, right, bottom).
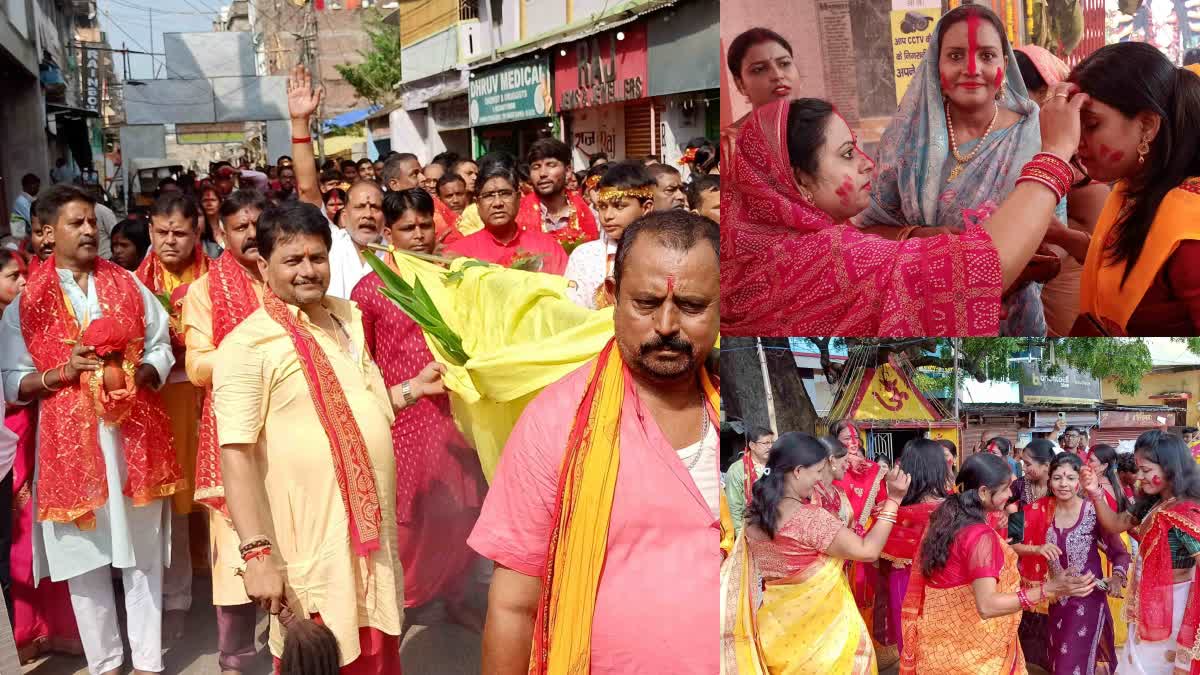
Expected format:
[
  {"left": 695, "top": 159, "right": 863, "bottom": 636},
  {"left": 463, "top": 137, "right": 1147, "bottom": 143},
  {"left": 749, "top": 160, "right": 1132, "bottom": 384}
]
[{"left": 966, "top": 11, "right": 980, "bottom": 76}]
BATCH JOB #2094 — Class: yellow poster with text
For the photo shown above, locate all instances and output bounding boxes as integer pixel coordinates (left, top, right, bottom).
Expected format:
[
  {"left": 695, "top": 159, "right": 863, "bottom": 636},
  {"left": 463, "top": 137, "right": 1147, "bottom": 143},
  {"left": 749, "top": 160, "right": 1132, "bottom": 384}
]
[{"left": 891, "top": 1, "right": 941, "bottom": 104}]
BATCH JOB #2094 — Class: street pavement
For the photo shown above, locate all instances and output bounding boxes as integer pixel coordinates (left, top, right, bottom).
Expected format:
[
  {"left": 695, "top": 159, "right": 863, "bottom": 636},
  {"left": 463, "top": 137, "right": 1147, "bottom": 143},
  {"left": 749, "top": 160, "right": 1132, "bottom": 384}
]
[{"left": 20, "top": 575, "right": 485, "bottom": 675}]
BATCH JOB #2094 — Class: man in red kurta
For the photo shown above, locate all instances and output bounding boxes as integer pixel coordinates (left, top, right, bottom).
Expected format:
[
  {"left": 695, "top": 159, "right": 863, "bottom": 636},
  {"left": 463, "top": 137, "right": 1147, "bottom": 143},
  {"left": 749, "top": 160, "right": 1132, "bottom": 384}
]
[{"left": 445, "top": 165, "right": 568, "bottom": 275}]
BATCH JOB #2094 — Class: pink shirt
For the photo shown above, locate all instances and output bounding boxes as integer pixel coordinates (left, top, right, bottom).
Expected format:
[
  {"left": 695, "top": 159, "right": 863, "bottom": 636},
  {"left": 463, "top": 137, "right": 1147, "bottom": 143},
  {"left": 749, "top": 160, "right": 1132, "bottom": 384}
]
[
  {"left": 444, "top": 225, "right": 568, "bottom": 275},
  {"left": 468, "top": 363, "right": 719, "bottom": 674}
]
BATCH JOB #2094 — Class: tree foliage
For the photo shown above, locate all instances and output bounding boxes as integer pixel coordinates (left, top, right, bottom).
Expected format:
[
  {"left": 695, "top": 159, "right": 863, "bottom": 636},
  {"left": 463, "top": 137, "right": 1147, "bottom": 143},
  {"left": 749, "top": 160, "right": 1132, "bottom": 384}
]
[
  {"left": 334, "top": 11, "right": 402, "bottom": 104},
  {"left": 812, "top": 338, "right": 1200, "bottom": 397}
]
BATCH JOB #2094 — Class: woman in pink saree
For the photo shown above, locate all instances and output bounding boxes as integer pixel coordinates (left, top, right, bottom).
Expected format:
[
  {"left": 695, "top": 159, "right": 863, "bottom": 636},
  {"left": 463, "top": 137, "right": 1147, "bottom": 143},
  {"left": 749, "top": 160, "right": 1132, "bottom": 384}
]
[{"left": 720, "top": 87, "right": 1087, "bottom": 336}]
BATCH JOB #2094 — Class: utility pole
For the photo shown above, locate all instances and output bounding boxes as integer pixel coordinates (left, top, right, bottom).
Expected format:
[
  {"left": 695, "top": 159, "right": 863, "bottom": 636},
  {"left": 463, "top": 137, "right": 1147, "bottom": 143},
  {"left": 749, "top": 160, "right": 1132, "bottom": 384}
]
[
  {"left": 952, "top": 337, "right": 961, "bottom": 422},
  {"left": 300, "top": 6, "right": 325, "bottom": 162},
  {"left": 756, "top": 337, "right": 779, "bottom": 435},
  {"left": 148, "top": 10, "right": 156, "bottom": 78}
]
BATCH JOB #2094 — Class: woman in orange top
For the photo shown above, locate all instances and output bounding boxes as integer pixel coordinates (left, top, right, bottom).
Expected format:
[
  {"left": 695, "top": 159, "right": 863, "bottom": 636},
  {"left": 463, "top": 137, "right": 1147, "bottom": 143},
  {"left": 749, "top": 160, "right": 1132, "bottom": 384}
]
[
  {"left": 900, "top": 453, "right": 1095, "bottom": 674},
  {"left": 1072, "top": 43, "right": 1200, "bottom": 335}
]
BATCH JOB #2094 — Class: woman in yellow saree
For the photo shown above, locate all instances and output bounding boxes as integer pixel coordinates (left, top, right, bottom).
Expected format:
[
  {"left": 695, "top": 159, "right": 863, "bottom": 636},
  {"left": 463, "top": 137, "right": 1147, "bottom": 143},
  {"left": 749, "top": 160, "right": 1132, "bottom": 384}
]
[
  {"left": 731, "top": 431, "right": 913, "bottom": 674},
  {"left": 901, "top": 453, "right": 1097, "bottom": 674}
]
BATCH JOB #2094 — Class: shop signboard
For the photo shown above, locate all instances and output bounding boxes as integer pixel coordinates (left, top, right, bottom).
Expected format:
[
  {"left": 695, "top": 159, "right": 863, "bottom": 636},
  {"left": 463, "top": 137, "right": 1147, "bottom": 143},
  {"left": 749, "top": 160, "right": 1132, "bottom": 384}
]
[
  {"left": 555, "top": 23, "right": 649, "bottom": 112},
  {"left": 80, "top": 42, "right": 102, "bottom": 112},
  {"left": 469, "top": 54, "right": 552, "bottom": 127}
]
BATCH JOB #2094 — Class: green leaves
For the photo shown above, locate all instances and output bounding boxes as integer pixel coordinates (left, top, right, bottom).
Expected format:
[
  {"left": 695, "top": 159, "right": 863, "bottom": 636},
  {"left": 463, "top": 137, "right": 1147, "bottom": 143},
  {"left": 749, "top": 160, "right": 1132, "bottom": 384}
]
[
  {"left": 363, "top": 253, "right": 469, "bottom": 366},
  {"left": 334, "top": 10, "right": 403, "bottom": 105}
]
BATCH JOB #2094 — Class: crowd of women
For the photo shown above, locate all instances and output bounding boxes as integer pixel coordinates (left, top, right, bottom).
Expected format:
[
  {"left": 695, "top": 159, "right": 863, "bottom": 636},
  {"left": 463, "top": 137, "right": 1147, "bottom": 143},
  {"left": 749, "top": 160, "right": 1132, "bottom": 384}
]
[
  {"left": 721, "top": 422, "right": 1200, "bottom": 675},
  {"left": 720, "top": 5, "right": 1200, "bottom": 337}
]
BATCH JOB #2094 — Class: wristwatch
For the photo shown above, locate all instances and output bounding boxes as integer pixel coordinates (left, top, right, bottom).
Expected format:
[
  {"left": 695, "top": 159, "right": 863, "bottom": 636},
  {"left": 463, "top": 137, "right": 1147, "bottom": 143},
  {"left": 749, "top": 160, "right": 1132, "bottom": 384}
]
[{"left": 401, "top": 380, "right": 415, "bottom": 406}]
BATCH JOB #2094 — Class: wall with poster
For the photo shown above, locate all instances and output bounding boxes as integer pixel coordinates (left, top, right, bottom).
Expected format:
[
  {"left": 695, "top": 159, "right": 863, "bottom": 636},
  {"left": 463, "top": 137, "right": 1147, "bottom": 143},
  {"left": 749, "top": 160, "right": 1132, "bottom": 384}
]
[
  {"left": 890, "top": 0, "right": 940, "bottom": 103},
  {"left": 569, "top": 105, "right": 625, "bottom": 167}
]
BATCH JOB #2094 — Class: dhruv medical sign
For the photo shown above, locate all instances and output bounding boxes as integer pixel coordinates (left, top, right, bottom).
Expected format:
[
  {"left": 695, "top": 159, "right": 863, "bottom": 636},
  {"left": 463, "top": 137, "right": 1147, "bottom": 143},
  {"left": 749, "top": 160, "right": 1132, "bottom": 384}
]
[{"left": 469, "top": 54, "right": 553, "bottom": 127}]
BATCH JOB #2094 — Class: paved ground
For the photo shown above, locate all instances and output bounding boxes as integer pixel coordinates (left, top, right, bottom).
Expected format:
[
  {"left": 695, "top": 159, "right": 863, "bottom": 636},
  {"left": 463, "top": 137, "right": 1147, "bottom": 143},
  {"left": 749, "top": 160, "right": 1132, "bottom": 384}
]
[{"left": 20, "top": 574, "right": 485, "bottom": 675}]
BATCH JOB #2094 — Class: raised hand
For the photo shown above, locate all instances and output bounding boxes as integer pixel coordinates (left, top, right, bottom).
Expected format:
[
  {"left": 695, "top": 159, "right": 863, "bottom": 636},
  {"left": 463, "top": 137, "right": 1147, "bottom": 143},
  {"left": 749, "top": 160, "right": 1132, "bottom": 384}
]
[
  {"left": 885, "top": 466, "right": 912, "bottom": 503},
  {"left": 287, "top": 63, "right": 324, "bottom": 122}
]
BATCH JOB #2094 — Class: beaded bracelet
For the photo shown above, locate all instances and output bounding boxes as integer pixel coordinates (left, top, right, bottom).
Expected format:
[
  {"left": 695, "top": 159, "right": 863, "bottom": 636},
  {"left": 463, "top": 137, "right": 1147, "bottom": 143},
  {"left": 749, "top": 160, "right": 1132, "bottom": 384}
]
[
  {"left": 239, "top": 537, "right": 272, "bottom": 556},
  {"left": 243, "top": 546, "right": 272, "bottom": 563},
  {"left": 1017, "top": 586, "right": 1034, "bottom": 611}
]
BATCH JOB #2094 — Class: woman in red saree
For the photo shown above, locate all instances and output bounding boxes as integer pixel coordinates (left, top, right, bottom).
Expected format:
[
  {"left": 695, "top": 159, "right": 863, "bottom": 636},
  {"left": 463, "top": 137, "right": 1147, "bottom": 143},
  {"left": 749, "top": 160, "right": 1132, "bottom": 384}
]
[
  {"left": 829, "top": 421, "right": 888, "bottom": 652},
  {"left": 901, "top": 453, "right": 1096, "bottom": 674},
  {"left": 1084, "top": 430, "right": 1200, "bottom": 674},
  {"left": 876, "top": 439, "right": 950, "bottom": 659},
  {"left": 721, "top": 86, "right": 1089, "bottom": 337}
]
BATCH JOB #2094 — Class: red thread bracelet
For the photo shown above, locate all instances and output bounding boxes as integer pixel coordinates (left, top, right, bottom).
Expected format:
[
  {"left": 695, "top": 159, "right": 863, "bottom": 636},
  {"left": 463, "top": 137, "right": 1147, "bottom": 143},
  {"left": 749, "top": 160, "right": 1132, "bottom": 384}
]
[
  {"left": 291, "top": 136, "right": 312, "bottom": 145},
  {"left": 242, "top": 546, "right": 272, "bottom": 563}
]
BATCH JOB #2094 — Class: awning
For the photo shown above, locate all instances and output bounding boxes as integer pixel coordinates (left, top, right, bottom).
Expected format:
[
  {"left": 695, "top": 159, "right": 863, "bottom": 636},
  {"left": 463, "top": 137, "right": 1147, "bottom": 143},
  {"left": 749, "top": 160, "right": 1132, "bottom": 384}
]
[
  {"left": 46, "top": 102, "right": 101, "bottom": 119},
  {"left": 321, "top": 105, "right": 383, "bottom": 132},
  {"left": 1150, "top": 392, "right": 1192, "bottom": 400}
]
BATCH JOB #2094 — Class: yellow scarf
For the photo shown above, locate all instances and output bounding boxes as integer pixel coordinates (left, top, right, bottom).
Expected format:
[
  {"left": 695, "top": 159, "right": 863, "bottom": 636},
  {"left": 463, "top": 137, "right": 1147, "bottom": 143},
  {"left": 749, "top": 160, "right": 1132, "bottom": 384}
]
[
  {"left": 531, "top": 338, "right": 720, "bottom": 674},
  {"left": 1079, "top": 178, "right": 1200, "bottom": 333}
]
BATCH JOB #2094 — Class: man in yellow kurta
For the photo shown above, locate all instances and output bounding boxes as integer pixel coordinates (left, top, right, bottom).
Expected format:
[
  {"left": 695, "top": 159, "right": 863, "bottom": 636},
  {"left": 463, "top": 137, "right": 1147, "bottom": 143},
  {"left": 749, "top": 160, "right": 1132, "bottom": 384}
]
[
  {"left": 136, "top": 192, "right": 209, "bottom": 638},
  {"left": 181, "top": 189, "right": 267, "bottom": 675},
  {"left": 213, "top": 201, "right": 407, "bottom": 673}
]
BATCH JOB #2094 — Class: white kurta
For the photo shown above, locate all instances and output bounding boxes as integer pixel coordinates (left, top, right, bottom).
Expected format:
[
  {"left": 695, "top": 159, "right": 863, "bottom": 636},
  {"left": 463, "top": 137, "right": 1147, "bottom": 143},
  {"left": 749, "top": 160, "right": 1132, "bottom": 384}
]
[
  {"left": 326, "top": 225, "right": 385, "bottom": 300},
  {"left": 0, "top": 268, "right": 176, "bottom": 582},
  {"left": 563, "top": 238, "right": 617, "bottom": 310}
]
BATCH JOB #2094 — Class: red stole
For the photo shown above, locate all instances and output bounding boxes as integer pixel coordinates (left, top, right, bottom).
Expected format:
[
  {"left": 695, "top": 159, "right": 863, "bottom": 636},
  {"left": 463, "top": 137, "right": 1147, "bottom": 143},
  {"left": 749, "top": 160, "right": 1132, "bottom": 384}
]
[
  {"left": 135, "top": 245, "right": 208, "bottom": 350},
  {"left": 194, "top": 252, "right": 262, "bottom": 516},
  {"left": 881, "top": 500, "right": 942, "bottom": 566},
  {"left": 262, "top": 289, "right": 382, "bottom": 557},
  {"left": 433, "top": 197, "right": 462, "bottom": 244},
  {"left": 834, "top": 460, "right": 884, "bottom": 534},
  {"left": 742, "top": 451, "right": 757, "bottom": 503},
  {"left": 1136, "top": 499, "right": 1200, "bottom": 669},
  {"left": 515, "top": 191, "right": 599, "bottom": 247},
  {"left": 20, "top": 256, "right": 182, "bottom": 527}
]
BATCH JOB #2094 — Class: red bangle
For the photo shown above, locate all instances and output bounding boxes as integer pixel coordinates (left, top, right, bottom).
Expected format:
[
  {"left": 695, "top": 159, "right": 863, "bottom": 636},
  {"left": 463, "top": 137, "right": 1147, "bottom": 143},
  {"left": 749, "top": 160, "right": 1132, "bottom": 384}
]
[
  {"left": 242, "top": 546, "right": 272, "bottom": 563},
  {"left": 57, "top": 363, "right": 72, "bottom": 385},
  {"left": 292, "top": 136, "right": 312, "bottom": 145}
]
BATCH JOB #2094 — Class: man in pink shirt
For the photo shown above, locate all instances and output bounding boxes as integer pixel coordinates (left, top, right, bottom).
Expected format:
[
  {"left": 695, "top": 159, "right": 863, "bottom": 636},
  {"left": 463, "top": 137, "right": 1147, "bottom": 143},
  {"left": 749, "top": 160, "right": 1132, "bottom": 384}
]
[
  {"left": 468, "top": 210, "right": 720, "bottom": 674},
  {"left": 444, "top": 164, "right": 568, "bottom": 275}
]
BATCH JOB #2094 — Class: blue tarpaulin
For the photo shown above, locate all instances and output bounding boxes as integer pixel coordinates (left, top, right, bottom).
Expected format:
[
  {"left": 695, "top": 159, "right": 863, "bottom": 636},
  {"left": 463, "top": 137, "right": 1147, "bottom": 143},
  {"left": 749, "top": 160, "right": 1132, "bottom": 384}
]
[{"left": 321, "top": 105, "right": 382, "bottom": 132}]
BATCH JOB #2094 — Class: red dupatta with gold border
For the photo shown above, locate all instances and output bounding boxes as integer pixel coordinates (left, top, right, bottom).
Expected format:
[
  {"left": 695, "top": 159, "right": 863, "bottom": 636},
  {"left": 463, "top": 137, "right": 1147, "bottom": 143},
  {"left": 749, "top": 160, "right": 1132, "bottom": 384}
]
[
  {"left": 261, "top": 288, "right": 382, "bottom": 556},
  {"left": 515, "top": 190, "right": 599, "bottom": 248},
  {"left": 721, "top": 98, "right": 1003, "bottom": 337},
  {"left": 193, "top": 252, "right": 262, "bottom": 516},
  {"left": 1135, "top": 498, "right": 1200, "bottom": 673},
  {"left": 21, "top": 256, "right": 182, "bottom": 527}
]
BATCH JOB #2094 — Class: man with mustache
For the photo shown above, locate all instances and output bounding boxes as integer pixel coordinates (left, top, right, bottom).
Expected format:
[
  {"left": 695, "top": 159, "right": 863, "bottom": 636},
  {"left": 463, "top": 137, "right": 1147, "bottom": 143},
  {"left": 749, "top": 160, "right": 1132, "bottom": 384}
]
[
  {"left": 444, "top": 164, "right": 568, "bottom": 274},
  {"left": 181, "top": 189, "right": 268, "bottom": 675},
  {"left": 0, "top": 185, "right": 181, "bottom": 675},
  {"left": 646, "top": 164, "right": 689, "bottom": 211},
  {"left": 212, "top": 201, "right": 407, "bottom": 673},
  {"left": 468, "top": 210, "right": 720, "bottom": 674},
  {"left": 137, "top": 193, "right": 210, "bottom": 641},
  {"left": 515, "top": 139, "right": 598, "bottom": 249},
  {"left": 350, "top": 186, "right": 488, "bottom": 632}
]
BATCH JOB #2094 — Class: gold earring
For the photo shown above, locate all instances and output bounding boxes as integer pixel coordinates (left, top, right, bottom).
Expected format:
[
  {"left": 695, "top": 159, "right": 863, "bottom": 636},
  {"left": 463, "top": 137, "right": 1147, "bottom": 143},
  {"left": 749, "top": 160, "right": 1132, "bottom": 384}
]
[
  {"left": 995, "top": 82, "right": 1006, "bottom": 101},
  {"left": 799, "top": 185, "right": 814, "bottom": 203},
  {"left": 1137, "top": 139, "right": 1150, "bottom": 165}
]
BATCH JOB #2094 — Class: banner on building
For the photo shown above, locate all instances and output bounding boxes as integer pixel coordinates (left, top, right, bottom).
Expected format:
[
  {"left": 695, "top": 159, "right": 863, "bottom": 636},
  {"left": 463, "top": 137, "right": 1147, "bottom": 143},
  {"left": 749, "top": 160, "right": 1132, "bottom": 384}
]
[
  {"left": 554, "top": 23, "right": 649, "bottom": 112},
  {"left": 80, "top": 42, "right": 102, "bottom": 113},
  {"left": 469, "top": 55, "right": 552, "bottom": 127},
  {"left": 890, "top": 0, "right": 940, "bottom": 104}
]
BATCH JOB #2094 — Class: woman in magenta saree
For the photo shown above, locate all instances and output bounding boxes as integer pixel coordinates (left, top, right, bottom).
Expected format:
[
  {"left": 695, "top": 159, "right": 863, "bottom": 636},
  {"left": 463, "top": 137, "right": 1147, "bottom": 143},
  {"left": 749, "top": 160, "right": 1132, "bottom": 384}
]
[{"left": 4, "top": 403, "right": 81, "bottom": 663}]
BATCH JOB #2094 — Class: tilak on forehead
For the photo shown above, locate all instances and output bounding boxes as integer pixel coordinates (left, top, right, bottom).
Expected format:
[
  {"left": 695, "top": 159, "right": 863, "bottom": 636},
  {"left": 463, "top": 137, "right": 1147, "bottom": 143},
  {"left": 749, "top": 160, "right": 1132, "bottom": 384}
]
[
  {"left": 966, "top": 10, "right": 980, "bottom": 76},
  {"left": 666, "top": 274, "right": 676, "bottom": 295}
]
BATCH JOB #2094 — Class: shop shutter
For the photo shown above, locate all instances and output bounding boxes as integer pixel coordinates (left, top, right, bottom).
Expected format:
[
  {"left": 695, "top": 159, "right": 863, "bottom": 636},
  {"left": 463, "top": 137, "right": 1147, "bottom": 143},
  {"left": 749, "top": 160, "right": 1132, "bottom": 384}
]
[
  {"left": 624, "top": 101, "right": 654, "bottom": 161},
  {"left": 1091, "top": 428, "right": 1147, "bottom": 449},
  {"left": 960, "top": 419, "right": 1024, "bottom": 454}
]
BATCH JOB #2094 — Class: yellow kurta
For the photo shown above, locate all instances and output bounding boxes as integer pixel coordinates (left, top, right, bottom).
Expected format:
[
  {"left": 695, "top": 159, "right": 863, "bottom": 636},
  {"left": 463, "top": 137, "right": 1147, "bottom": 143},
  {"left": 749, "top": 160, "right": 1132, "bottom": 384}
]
[
  {"left": 160, "top": 264, "right": 201, "bottom": 515},
  {"left": 181, "top": 271, "right": 264, "bottom": 607},
  {"left": 457, "top": 202, "right": 484, "bottom": 236},
  {"left": 212, "top": 297, "right": 403, "bottom": 666}
]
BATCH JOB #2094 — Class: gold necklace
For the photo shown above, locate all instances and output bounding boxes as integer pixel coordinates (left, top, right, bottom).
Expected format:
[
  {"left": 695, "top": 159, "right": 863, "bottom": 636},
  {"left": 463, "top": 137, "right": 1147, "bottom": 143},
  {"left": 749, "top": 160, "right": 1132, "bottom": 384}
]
[{"left": 946, "top": 100, "right": 999, "bottom": 183}]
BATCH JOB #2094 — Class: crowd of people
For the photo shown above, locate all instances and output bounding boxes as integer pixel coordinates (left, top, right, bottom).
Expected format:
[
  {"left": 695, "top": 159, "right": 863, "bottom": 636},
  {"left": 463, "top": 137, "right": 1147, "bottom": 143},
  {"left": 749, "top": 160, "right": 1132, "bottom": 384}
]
[
  {"left": 721, "top": 419, "right": 1200, "bottom": 674},
  {"left": 721, "top": 6, "right": 1200, "bottom": 337},
  {"left": 0, "top": 62, "right": 723, "bottom": 675}
]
